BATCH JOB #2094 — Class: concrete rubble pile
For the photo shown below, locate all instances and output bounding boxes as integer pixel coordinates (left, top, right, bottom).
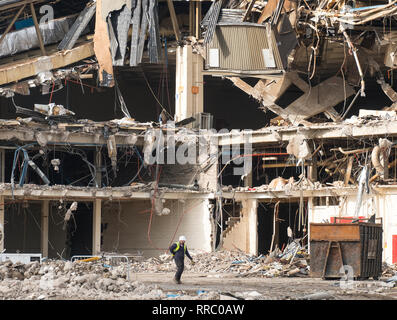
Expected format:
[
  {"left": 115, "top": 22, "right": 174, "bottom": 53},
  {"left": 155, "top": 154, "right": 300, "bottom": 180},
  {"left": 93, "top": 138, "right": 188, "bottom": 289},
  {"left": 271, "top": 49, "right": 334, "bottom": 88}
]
[
  {"left": 0, "top": 259, "right": 218, "bottom": 300},
  {"left": 382, "top": 263, "right": 397, "bottom": 281},
  {"left": 129, "top": 247, "right": 310, "bottom": 278},
  {"left": 195, "top": 251, "right": 310, "bottom": 279}
]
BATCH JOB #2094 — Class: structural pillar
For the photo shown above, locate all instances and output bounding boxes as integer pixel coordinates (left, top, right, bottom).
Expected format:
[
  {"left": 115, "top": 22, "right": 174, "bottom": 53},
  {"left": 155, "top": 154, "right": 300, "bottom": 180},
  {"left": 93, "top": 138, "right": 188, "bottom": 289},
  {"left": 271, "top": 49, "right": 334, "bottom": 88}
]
[
  {"left": 92, "top": 199, "right": 101, "bottom": 255},
  {"left": 0, "top": 196, "right": 4, "bottom": 252},
  {"left": 41, "top": 200, "right": 49, "bottom": 257},
  {"left": 175, "top": 44, "right": 204, "bottom": 123},
  {"left": 0, "top": 148, "right": 4, "bottom": 183},
  {"left": 244, "top": 199, "right": 258, "bottom": 256},
  {"left": 94, "top": 147, "right": 102, "bottom": 188}
]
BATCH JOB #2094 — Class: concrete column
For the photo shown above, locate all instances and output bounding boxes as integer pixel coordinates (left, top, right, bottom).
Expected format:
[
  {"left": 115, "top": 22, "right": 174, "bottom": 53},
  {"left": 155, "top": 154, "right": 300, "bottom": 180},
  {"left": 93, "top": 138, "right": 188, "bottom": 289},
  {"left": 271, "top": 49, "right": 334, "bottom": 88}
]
[
  {"left": 307, "top": 197, "right": 314, "bottom": 254},
  {"left": 175, "top": 44, "right": 204, "bottom": 123},
  {"left": 94, "top": 148, "right": 102, "bottom": 188},
  {"left": 0, "top": 148, "right": 4, "bottom": 183},
  {"left": 245, "top": 199, "right": 258, "bottom": 256},
  {"left": 0, "top": 196, "right": 4, "bottom": 252},
  {"left": 92, "top": 199, "right": 101, "bottom": 255},
  {"left": 41, "top": 200, "right": 49, "bottom": 257}
]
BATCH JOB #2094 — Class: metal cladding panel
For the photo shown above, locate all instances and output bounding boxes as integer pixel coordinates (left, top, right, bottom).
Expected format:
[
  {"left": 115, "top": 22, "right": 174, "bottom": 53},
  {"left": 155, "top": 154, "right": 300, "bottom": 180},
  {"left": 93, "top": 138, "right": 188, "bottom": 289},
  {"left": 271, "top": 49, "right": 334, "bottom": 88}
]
[{"left": 206, "top": 24, "right": 283, "bottom": 72}]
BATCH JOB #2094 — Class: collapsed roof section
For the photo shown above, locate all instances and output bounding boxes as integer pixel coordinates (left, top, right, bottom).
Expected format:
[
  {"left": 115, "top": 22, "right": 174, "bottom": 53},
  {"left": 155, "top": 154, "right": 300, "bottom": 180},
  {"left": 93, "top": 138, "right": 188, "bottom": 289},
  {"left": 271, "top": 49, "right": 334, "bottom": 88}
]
[
  {"left": 0, "top": 0, "right": 166, "bottom": 96},
  {"left": 192, "top": 0, "right": 397, "bottom": 124},
  {"left": 1, "top": 0, "right": 397, "bottom": 126}
]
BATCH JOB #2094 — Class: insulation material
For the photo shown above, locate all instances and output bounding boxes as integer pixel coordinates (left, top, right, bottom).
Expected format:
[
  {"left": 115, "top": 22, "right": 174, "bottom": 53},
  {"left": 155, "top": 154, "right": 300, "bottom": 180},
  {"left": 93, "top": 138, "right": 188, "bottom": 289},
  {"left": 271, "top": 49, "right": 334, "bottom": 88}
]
[
  {"left": 107, "top": 135, "right": 118, "bottom": 175},
  {"left": 143, "top": 130, "right": 156, "bottom": 165},
  {"left": 287, "top": 135, "right": 311, "bottom": 160},
  {"left": 371, "top": 138, "right": 393, "bottom": 177},
  {"left": 0, "top": 15, "right": 81, "bottom": 58},
  {"left": 151, "top": 190, "right": 168, "bottom": 216}
]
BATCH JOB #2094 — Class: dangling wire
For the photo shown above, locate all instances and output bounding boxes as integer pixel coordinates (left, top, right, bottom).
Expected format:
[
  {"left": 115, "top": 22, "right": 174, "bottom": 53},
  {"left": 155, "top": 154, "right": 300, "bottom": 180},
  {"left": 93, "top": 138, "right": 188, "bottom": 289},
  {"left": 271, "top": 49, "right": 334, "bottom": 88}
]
[
  {"left": 141, "top": 66, "right": 173, "bottom": 120},
  {"left": 114, "top": 80, "right": 132, "bottom": 119}
]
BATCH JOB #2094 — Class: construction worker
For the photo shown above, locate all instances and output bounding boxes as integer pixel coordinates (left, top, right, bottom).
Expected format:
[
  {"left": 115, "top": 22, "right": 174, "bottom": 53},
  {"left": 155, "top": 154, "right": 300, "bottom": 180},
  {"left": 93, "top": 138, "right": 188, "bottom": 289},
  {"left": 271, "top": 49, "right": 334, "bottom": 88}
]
[{"left": 169, "top": 235, "right": 194, "bottom": 284}]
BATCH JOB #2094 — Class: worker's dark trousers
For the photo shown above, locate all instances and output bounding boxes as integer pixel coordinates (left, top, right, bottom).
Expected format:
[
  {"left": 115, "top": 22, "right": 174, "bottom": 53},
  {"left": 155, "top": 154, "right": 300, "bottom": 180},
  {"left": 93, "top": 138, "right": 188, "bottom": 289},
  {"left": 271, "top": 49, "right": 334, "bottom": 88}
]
[{"left": 174, "top": 257, "right": 184, "bottom": 281}]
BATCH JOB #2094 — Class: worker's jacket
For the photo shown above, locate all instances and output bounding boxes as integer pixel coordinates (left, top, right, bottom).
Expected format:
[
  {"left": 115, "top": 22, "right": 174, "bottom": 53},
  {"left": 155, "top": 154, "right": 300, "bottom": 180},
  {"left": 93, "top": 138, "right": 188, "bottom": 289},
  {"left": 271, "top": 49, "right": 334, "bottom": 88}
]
[{"left": 169, "top": 242, "right": 193, "bottom": 261}]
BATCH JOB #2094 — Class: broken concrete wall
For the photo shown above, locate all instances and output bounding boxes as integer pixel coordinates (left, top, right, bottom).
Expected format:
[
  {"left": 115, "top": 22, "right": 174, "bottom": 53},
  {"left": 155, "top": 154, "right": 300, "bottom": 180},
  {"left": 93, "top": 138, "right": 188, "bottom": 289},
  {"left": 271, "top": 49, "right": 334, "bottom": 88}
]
[
  {"left": 308, "top": 198, "right": 340, "bottom": 224},
  {"left": 222, "top": 211, "right": 249, "bottom": 253},
  {"left": 222, "top": 199, "right": 257, "bottom": 255},
  {"left": 101, "top": 199, "right": 212, "bottom": 257},
  {"left": 379, "top": 194, "right": 397, "bottom": 265}
]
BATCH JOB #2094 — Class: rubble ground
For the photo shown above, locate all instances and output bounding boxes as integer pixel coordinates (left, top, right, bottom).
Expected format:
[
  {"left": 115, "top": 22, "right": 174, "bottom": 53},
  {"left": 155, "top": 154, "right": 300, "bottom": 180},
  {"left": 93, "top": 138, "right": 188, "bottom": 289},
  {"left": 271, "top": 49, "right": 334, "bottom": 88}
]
[{"left": 0, "top": 250, "right": 396, "bottom": 300}]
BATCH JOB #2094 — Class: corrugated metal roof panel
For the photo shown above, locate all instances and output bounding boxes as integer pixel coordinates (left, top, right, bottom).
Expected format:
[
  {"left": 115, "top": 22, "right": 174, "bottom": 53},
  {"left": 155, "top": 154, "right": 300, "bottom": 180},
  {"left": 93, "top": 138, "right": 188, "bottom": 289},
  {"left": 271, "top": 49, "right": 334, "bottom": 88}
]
[{"left": 205, "top": 24, "right": 284, "bottom": 73}]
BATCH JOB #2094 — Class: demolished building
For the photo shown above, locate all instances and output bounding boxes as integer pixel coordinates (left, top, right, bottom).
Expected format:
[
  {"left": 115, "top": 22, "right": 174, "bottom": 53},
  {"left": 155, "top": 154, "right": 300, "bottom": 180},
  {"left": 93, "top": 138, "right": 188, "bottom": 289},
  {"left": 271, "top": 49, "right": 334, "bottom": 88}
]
[{"left": 0, "top": 0, "right": 397, "bottom": 268}]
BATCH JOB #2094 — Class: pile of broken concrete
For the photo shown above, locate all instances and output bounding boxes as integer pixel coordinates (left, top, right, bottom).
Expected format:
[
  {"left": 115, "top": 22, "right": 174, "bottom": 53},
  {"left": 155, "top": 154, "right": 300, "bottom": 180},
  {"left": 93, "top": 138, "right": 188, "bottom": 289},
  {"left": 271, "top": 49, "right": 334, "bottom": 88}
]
[
  {"left": 129, "top": 244, "right": 310, "bottom": 278},
  {"left": 0, "top": 259, "right": 218, "bottom": 300},
  {"left": 190, "top": 246, "right": 310, "bottom": 278}
]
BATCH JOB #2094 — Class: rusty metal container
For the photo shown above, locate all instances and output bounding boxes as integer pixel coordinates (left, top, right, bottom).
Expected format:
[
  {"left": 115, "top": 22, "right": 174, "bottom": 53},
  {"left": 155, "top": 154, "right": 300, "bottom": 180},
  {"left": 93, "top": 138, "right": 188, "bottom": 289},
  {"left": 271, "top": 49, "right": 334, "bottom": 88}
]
[{"left": 309, "top": 221, "right": 383, "bottom": 279}]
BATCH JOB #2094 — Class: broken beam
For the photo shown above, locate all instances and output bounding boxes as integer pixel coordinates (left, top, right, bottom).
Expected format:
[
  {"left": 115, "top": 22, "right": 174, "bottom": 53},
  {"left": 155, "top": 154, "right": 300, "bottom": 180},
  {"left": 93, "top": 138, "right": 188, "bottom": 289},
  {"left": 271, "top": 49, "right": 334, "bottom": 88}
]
[
  {"left": 0, "top": 3, "right": 26, "bottom": 47},
  {"left": 0, "top": 41, "right": 95, "bottom": 86},
  {"left": 30, "top": 2, "right": 47, "bottom": 56},
  {"left": 58, "top": 1, "right": 96, "bottom": 51},
  {"left": 0, "top": 0, "right": 44, "bottom": 12},
  {"left": 165, "top": 0, "right": 181, "bottom": 42},
  {"left": 242, "top": 0, "right": 255, "bottom": 21}
]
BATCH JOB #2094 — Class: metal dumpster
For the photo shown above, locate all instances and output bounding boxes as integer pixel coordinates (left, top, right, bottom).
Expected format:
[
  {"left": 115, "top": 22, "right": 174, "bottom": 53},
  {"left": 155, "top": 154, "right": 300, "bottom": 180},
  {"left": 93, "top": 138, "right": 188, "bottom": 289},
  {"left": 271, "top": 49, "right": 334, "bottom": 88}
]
[{"left": 309, "top": 220, "right": 382, "bottom": 279}]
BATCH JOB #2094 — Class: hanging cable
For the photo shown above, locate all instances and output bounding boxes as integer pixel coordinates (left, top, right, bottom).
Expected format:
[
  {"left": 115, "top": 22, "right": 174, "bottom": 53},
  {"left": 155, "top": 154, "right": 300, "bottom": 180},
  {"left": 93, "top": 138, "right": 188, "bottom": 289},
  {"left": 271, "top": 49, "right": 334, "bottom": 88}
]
[
  {"left": 114, "top": 80, "right": 132, "bottom": 119},
  {"left": 140, "top": 67, "right": 173, "bottom": 119}
]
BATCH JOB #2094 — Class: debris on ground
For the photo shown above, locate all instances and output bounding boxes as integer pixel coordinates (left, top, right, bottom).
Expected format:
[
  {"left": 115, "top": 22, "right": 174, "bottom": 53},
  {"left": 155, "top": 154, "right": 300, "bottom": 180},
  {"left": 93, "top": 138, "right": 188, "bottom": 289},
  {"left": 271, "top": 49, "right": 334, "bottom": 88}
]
[
  {"left": 0, "top": 259, "right": 218, "bottom": 300},
  {"left": 129, "top": 243, "right": 310, "bottom": 278},
  {"left": 0, "top": 250, "right": 396, "bottom": 300},
  {"left": 301, "top": 291, "right": 337, "bottom": 300},
  {"left": 382, "top": 262, "right": 397, "bottom": 278}
]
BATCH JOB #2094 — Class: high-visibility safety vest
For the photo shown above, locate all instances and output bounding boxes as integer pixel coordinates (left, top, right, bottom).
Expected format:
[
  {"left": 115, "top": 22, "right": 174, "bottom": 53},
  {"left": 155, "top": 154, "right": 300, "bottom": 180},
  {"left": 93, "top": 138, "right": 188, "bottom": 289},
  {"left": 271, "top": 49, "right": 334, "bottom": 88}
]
[{"left": 172, "top": 242, "right": 186, "bottom": 256}]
